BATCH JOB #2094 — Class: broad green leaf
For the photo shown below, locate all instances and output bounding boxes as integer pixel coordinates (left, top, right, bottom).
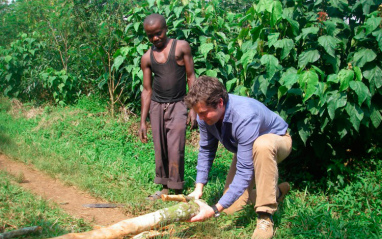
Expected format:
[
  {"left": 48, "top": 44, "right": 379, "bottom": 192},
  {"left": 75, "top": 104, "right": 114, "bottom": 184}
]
[
  {"left": 206, "top": 70, "right": 217, "bottom": 77},
  {"left": 5, "top": 74, "right": 12, "bottom": 82},
  {"left": 173, "top": 20, "right": 184, "bottom": 28},
  {"left": 318, "top": 35, "right": 340, "bottom": 57},
  {"left": 147, "top": 0, "right": 155, "bottom": 7},
  {"left": 364, "top": 17, "right": 382, "bottom": 35},
  {"left": 363, "top": 65, "right": 382, "bottom": 89},
  {"left": 326, "top": 91, "right": 347, "bottom": 120},
  {"left": 322, "top": 54, "right": 340, "bottom": 73},
  {"left": 133, "top": 22, "right": 140, "bottom": 32},
  {"left": 226, "top": 78, "right": 238, "bottom": 92},
  {"left": 256, "top": 0, "right": 274, "bottom": 13},
  {"left": 215, "top": 32, "right": 228, "bottom": 43},
  {"left": 320, "top": 117, "right": 330, "bottom": 132},
  {"left": 4, "top": 55, "right": 12, "bottom": 63},
  {"left": 136, "top": 44, "right": 148, "bottom": 55},
  {"left": 120, "top": 47, "right": 130, "bottom": 57},
  {"left": 278, "top": 85, "right": 288, "bottom": 99},
  {"left": 199, "top": 43, "right": 214, "bottom": 59},
  {"left": 324, "top": 21, "right": 337, "bottom": 36},
  {"left": 173, "top": 7, "right": 184, "bottom": 18},
  {"left": 260, "top": 54, "right": 279, "bottom": 79},
  {"left": 354, "top": 66, "right": 362, "bottom": 81},
  {"left": 327, "top": 74, "right": 339, "bottom": 83},
  {"left": 370, "top": 106, "right": 382, "bottom": 128},
  {"left": 284, "top": 17, "right": 299, "bottom": 36},
  {"left": 349, "top": 81, "right": 371, "bottom": 107},
  {"left": 271, "top": 1, "right": 283, "bottom": 27},
  {"left": 329, "top": 0, "right": 349, "bottom": 12},
  {"left": 257, "top": 75, "right": 269, "bottom": 96},
  {"left": 299, "top": 70, "right": 319, "bottom": 102},
  {"left": 338, "top": 69, "right": 354, "bottom": 91},
  {"left": 156, "top": 0, "right": 162, "bottom": 8},
  {"left": 307, "top": 98, "right": 320, "bottom": 115},
  {"left": 274, "top": 39, "right": 294, "bottom": 60},
  {"left": 297, "top": 118, "right": 311, "bottom": 145},
  {"left": 182, "top": 30, "right": 191, "bottom": 38},
  {"left": 216, "top": 52, "right": 227, "bottom": 67},
  {"left": 353, "top": 48, "right": 376, "bottom": 68},
  {"left": 268, "top": 33, "right": 280, "bottom": 48},
  {"left": 372, "top": 29, "right": 382, "bottom": 51},
  {"left": 345, "top": 102, "right": 364, "bottom": 132},
  {"left": 58, "top": 83, "right": 65, "bottom": 92},
  {"left": 112, "top": 56, "right": 125, "bottom": 71},
  {"left": 240, "top": 49, "right": 256, "bottom": 77},
  {"left": 280, "top": 70, "right": 299, "bottom": 88},
  {"left": 296, "top": 27, "right": 319, "bottom": 42},
  {"left": 298, "top": 50, "right": 320, "bottom": 69}
]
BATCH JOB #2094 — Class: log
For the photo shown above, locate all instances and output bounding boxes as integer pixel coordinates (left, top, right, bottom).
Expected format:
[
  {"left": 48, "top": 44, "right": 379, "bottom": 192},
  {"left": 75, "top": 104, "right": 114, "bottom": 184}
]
[
  {"left": 50, "top": 201, "right": 199, "bottom": 239},
  {"left": 0, "top": 226, "right": 42, "bottom": 239}
]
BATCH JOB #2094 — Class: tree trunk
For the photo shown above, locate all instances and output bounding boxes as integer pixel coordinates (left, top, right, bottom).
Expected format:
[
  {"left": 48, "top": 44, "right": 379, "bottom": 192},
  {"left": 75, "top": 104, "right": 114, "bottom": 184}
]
[{"left": 51, "top": 201, "right": 199, "bottom": 239}]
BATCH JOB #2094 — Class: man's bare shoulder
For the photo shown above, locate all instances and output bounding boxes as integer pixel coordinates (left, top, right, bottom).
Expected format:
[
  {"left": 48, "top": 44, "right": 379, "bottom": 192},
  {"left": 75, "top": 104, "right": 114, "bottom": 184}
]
[
  {"left": 141, "top": 49, "right": 151, "bottom": 65},
  {"left": 176, "top": 39, "right": 191, "bottom": 48}
]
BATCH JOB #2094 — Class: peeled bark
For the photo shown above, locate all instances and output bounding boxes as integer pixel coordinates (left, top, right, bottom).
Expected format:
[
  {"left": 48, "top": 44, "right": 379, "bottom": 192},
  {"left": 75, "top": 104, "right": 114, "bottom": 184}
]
[{"left": 51, "top": 201, "right": 199, "bottom": 239}]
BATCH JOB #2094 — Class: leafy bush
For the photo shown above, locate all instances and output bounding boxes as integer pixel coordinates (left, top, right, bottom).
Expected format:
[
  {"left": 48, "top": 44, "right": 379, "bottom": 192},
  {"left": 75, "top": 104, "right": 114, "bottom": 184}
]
[
  {"left": 40, "top": 68, "right": 80, "bottom": 106},
  {"left": 0, "top": 33, "right": 45, "bottom": 101}
]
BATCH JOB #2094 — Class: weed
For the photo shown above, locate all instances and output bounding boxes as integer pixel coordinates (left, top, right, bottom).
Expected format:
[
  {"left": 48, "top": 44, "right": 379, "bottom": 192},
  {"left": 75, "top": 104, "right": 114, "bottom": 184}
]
[{"left": 15, "top": 171, "right": 25, "bottom": 183}]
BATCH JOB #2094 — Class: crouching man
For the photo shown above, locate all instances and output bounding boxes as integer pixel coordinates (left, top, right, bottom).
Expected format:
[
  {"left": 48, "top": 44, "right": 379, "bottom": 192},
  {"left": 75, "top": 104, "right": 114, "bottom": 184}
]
[{"left": 185, "top": 76, "right": 292, "bottom": 239}]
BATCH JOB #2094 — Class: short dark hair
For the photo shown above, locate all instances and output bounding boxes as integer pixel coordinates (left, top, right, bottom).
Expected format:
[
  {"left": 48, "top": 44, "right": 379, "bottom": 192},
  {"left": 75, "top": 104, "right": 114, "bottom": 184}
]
[
  {"left": 185, "top": 76, "right": 228, "bottom": 109},
  {"left": 143, "top": 14, "right": 166, "bottom": 28}
]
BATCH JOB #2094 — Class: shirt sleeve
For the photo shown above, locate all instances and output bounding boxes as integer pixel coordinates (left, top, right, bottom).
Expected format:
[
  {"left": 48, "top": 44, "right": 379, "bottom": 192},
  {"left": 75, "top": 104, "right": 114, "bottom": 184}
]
[
  {"left": 218, "top": 114, "right": 260, "bottom": 208},
  {"left": 195, "top": 120, "right": 219, "bottom": 185}
]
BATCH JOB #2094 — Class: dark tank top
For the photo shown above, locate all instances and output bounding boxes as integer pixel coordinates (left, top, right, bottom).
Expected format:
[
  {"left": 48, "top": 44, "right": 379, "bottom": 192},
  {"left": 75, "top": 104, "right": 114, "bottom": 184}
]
[{"left": 150, "top": 39, "right": 187, "bottom": 103}]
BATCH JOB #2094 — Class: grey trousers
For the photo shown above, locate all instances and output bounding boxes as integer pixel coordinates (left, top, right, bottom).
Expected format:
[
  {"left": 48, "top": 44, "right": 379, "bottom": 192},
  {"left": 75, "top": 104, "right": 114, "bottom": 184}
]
[{"left": 149, "top": 100, "right": 187, "bottom": 189}]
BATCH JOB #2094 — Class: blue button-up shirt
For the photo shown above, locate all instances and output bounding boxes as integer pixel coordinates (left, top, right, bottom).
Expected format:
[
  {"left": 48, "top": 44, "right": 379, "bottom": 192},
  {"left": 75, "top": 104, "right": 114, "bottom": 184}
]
[{"left": 196, "top": 94, "right": 288, "bottom": 208}]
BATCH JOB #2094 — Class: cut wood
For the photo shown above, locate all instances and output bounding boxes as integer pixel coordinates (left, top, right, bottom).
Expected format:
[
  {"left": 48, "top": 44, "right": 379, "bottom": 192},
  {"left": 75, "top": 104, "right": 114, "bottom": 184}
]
[
  {"left": 0, "top": 226, "right": 42, "bottom": 239},
  {"left": 161, "top": 194, "right": 193, "bottom": 202},
  {"left": 50, "top": 201, "right": 200, "bottom": 239}
]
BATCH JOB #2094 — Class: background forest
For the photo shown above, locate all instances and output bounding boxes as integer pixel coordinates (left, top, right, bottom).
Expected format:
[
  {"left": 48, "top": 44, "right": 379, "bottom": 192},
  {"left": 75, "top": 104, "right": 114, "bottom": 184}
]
[
  {"left": 0, "top": 0, "right": 382, "bottom": 238},
  {"left": 1, "top": 0, "right": 381, "bottom": 181}
]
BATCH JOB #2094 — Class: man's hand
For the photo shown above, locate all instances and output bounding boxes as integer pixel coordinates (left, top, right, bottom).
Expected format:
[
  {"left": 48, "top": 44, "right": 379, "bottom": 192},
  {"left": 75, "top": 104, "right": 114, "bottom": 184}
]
[
  {"left": 188, "top": 183, "right": 204, "bottom": 199},
  {"left": 187, "top": 108, "right": 197, "bottom": 129},
  {"left": 189, "top": 200, "right": 215, "bottom": 222},
  {"left": 188, "top": 189, "right": 202, "bottom": 200},
  {"left": 138, "top": 123, "right": 148, "bottom": 143}
]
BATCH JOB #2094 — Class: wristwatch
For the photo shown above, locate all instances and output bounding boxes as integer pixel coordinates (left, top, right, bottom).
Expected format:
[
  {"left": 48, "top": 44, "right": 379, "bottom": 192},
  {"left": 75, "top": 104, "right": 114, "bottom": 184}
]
[{"left": 211, "top": 204, "right": 220, "bottom": 218}]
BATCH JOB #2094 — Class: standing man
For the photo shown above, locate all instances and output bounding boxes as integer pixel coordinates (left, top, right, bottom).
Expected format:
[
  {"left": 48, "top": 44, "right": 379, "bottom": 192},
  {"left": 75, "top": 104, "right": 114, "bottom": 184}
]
[
  {"left": 184, "top": 76, "right": 292, "bottom": 239},
  {"left": 139, "top": 14, "right": 196, "bottom": 200}
]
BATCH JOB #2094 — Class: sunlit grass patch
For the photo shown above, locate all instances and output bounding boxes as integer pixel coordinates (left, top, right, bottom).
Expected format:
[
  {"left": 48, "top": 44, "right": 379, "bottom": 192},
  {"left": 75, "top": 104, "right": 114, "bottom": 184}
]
[{"left": 0, "top": 171, "right": 91, "bottom": 238}]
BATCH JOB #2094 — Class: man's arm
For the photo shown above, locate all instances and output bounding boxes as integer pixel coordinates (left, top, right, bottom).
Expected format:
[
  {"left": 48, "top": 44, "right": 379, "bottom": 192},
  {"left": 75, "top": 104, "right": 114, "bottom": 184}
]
[
  {"left": 180, "top": 40, "right": 197, "bottom": 129},
  {"left": 139, "top": 52, "right": 152, "bottom": 143}
]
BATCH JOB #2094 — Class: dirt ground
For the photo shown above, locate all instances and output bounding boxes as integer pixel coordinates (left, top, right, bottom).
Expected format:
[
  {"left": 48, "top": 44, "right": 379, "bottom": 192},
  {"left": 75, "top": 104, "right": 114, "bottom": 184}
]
[{"left": 0, "top": 154, "right": 130, "bottom": 227}]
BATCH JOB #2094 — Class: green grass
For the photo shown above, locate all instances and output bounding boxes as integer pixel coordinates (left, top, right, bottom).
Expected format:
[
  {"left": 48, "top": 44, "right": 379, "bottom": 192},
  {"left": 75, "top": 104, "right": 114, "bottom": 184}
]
[
  {"left": 0, "top": 96, "right": 381, "bottom": 238},
  {"left": 0, "top": 171, "right": 92, "bottom": 238}
]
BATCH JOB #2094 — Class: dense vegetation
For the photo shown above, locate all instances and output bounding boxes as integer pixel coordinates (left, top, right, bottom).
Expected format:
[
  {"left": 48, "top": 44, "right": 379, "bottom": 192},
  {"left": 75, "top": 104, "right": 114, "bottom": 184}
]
[
  {"left": 1, "top": 0, "right": 381, "bottom": 181},
  {"left": 0, "top": 97, "right": 381, "bottom": 238}
]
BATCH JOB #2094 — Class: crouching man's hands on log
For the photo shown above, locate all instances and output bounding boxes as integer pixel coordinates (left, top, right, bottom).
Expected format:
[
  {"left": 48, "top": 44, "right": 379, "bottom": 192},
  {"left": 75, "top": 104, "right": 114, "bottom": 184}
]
[{"left": 188, "top": 183, "right": 203, "bottom": 199}]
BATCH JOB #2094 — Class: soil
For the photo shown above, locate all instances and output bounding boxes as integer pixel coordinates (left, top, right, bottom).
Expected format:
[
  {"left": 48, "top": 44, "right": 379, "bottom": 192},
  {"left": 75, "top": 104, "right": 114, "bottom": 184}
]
[{"left": 0, "top": 154, "right": 131, "bottom": 227}]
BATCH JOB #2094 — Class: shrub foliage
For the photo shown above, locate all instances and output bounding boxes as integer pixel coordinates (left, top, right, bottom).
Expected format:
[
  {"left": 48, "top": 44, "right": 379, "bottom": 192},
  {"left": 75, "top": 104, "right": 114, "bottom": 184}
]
[{"left": 0, "top": 0, "right": 381, "bottom": 178}]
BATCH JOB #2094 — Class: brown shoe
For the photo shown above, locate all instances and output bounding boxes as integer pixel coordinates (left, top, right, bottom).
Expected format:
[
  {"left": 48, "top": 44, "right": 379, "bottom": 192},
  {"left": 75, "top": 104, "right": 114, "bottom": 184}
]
[
  {"left": 251, "top": 213, "right": 274, "bottom": 239},
  {"left": 277, "top": 182, "right": 290, "bottom": 203}
]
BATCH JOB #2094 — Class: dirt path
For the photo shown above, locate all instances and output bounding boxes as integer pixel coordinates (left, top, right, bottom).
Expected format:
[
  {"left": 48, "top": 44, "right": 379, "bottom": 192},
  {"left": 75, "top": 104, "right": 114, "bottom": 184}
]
[{"left": 0, "top": 154, "right": 130, "bottom": 227}]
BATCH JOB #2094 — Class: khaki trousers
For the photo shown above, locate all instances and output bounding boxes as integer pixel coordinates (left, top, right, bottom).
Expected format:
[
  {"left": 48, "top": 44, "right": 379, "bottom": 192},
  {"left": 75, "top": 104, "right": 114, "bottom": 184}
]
[{"left": 223, "top": 133, "right": 292, "bottom": 215}]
